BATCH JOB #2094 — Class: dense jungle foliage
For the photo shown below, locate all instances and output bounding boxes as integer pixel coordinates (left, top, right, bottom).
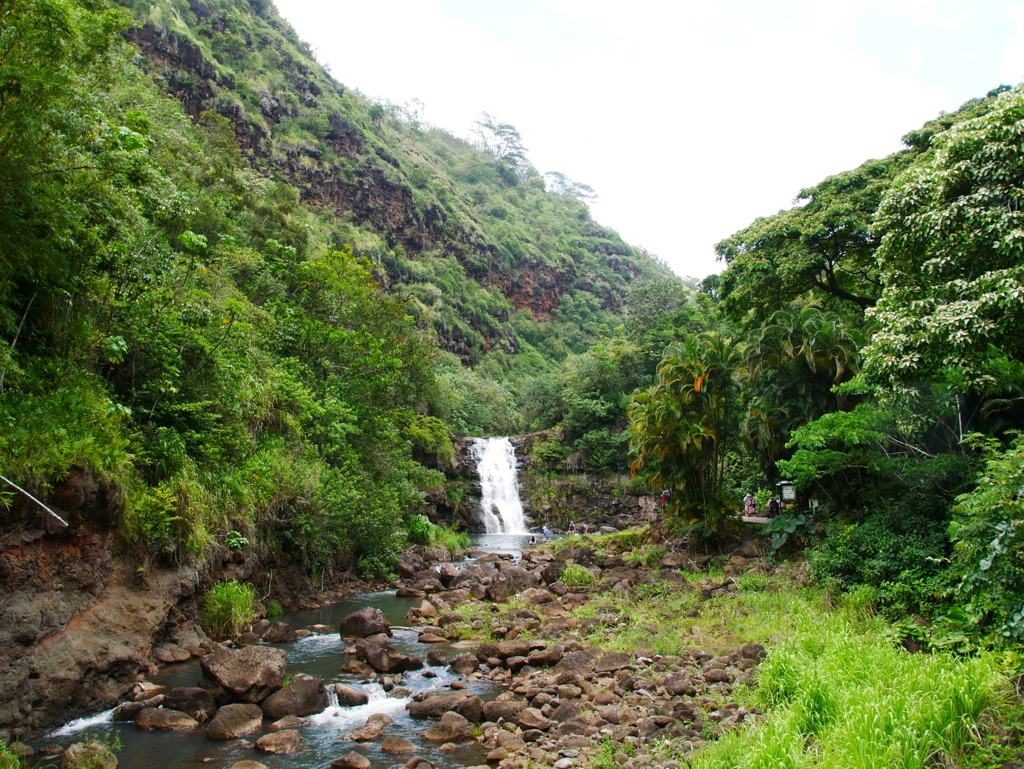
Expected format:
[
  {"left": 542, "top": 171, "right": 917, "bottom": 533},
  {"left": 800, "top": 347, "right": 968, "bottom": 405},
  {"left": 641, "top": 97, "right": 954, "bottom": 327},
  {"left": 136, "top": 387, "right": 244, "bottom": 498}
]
[
  {"left": 625, "top": 82, "right": 1024, "bottom": 650},
  {"left": 4, "top": 0, "right": 1024, "bottom": 659},
  {"left": 0, "top": 0, "right": 668, "bottom": 578}
]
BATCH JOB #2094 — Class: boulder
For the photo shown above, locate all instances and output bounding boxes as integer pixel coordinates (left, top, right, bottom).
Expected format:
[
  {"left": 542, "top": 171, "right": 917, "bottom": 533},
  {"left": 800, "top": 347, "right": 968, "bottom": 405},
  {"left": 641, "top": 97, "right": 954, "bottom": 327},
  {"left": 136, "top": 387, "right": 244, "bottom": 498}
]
[
  {"left": 453, "top": 695, "right": 484, "bottom": 723},
  {"left": 495, "top": 639, "right": 533, "bottom": 659},
  {"left": 408, "top": 690, "right": 470, "bottom": 719},
  {"left": 548, "top": 702, "right": 582, "bottom": 723},
  {"left": 355, "top": 639, "right": 423, "bottom": 673},
  {"left": 527, "top": 644, "right": 564, "bottom": 667},
  {"left": 741, "top": 642, "right": 766, "bottom": 660},
  {"left": 518, "top": 708, "right": 554, "bottom": 730},
  {"left": 552, "top": 649, "right": 597, "bottom": 675},
  {"left": 261, "top": 677, "right": 328, "bottom": 719},
  {"left": 270, "top": 716, "right": 309, "bottom": 730},
  {"left": 134, "top": 708, "right": 199, "bottom": 731},
  {"left": 438, "top": 563, "right": 461, "bottom": 585},
  {"left": 482, "top": 700, "right": 525, "bottom": 723},
  {"left": 234, "top": 632, "right": 261, "bottom": 647},
  {"left": 424, "top": 711, "right": 473, "bottom": 742},
  {"left": 199, "top": 646, "right": 287, "bottom": 704},
  {"left": 520, "top": 588, "right": 555, "bottom": 605},
  {"left": 660, "top": 673, "right": 696, "bottom": 696},
  {"left": 230, "top": 763, "right": 268, "bottom": 769},
  {"left": 540, "top": 562, "right": 565, "bottom": 585},
  {"left": 704, "top": 668, "right": 734, "bottom": 683},
  {"left": 206, "top": 703, "right": 264, "bottom": 740},
  {"left": 262, "top": 622, "right": 298, "bottom": 644},
  {"left": 381, "top": 736, "right": 418, "bottom": 754},
  {"left": 345, "top": 713, "right": 391, "bottom": 742},
  {"left": 112, "top": 696, "right": 162, "bottom": 722},
  {"left": 334, "top": 684, "right": 369, "bottom": 707},
  {"left": 331, "top": 753, "right": 371, "bottom": 769},
  {"left": 255, "top": 729, "right": 305, "bottom": 755},
  {"left": 448, "top": 653, "right": 479, "bottom": 675},
  {"left": 339, "top": 607, "right": 391, "bottom": 638},
  {"left": 162, "top": 687, "right": 217, "bottom": 722},
  {"left": 341, "top": 659, "right": 374, "bottom": 676},
  {"left": 595, "top": 652, "right": 632, "bottom": 673},
  {"left": 486, "top": 566, "right": 540, "bottom": 602}
]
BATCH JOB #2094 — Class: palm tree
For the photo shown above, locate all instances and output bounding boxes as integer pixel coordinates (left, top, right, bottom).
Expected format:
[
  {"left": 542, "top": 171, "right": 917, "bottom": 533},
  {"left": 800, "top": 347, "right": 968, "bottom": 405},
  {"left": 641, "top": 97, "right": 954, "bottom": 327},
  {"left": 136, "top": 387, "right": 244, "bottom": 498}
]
[
  {"left": 742, "top": 307, "right": 864, "bottom": 479},
  {"left": 629, "top": 331, "right": 740, "bottom": 538}
]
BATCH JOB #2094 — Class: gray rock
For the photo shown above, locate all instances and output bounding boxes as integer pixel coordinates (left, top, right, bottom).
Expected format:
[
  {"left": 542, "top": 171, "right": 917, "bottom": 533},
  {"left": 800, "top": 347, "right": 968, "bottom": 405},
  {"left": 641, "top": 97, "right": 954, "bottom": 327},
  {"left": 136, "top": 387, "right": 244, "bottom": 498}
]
[
  {"left": 424, "top": 711, "right": 473, "bottom": 742},
  {"left": 339, "top": 608, "right": 391, "bottom": 638},
  {"left": 355, "top": 638, "right": 423, "bottom": 673},
  {"left": 448, "top": 653, "right": 479, "bottom": 675},
  {"left": 260, "top": 677, "right": 328, "bottom": 719},
  {"left": 162, "top": 687, "right": 217, "bottom": 722},
  {"left": 381, "top": 735, "right": 418, "bottom": 754},
  {"left": 255, "top": 729, "right": 305, "bottom": 755},
  {"left": 486, "top": 566, "right": 540, "bottom": 602},
  {"left": 262, "top": 622, "right": 298, "bottom": 644},
  {"left": 270, "top": 715, "right": 309, "bottom": 730},
  {"left": 199, "top": 645, "right": 287, "bottom": 704},
  {"left": 482, "top": 699, "right": 525, "bottom": 722},
  {"left": 134, "top": 708, "right": 199, "bottom": 731},
  {"left": 334, "top": 684, "right": 370, "bottom": 707},
  {"left": 206, "top": 703, "right": 264, "bottom": 740},
  {"left": 331, "top": 753, "right": 371, "bottom": 769},
  {"left": 408, "top": 690, "right": 470, "bottom": 719}
]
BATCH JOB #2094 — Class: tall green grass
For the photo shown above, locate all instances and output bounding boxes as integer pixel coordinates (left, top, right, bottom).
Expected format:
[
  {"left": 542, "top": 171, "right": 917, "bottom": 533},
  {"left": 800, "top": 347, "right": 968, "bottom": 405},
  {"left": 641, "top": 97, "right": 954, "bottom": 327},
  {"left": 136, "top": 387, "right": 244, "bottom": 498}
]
[
  {"left": 201, "top": 581, "right": 257, "bottom": 638},
  {"left": 690, "top": 618, "right": 1008, "bottom": 769},
  {"left": 405, "top": 514, "right": 471, "bottom": 555}
]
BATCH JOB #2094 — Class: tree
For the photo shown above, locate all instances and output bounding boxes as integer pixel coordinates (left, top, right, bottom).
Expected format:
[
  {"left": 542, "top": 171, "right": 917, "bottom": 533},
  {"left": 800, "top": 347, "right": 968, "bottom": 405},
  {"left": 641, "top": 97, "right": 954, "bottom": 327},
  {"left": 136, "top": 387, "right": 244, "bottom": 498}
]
[
  {"left": 742, "top": 307, "right": 863, "bottom": 478},
  {"left": 628, "top": 332, "right": 740, "bottom": 538},
  {"left": 472, "top": 112, "right": 533, "bottom": 181},
  {"left": 715, "top": 157, "right": 901, "bottom": 328},
  {"left": 864, "top": 84, "right": 1024, "bottom": 393},
  {"left": 543, "top": 171, "right": 597, "bottom": 201}
]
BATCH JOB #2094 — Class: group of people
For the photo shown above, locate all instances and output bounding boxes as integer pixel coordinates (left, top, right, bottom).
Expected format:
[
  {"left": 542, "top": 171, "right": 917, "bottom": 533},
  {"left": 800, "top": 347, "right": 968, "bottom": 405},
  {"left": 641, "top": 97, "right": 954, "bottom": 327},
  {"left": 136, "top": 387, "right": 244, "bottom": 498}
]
[
  {"left": 743, "top": 493, "right": 781, "bottom": 517},
  {"left": 526, "top": 521, "right": 588, "bottom": 546}
]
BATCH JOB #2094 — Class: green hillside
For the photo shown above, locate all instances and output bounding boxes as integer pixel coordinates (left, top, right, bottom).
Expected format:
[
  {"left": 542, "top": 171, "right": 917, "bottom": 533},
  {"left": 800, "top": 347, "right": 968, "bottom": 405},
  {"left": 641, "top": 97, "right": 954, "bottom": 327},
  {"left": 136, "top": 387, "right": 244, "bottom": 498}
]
[{"left": 0, "top": 0, "right": 687, "bottom": 577}]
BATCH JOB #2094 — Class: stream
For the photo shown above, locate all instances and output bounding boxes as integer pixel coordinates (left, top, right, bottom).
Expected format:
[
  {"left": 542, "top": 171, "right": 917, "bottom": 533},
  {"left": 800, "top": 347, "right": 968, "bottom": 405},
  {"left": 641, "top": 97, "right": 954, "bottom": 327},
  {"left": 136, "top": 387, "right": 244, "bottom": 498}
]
[{"left": 47, "top": 533, "right": 535, "bottom": 769}]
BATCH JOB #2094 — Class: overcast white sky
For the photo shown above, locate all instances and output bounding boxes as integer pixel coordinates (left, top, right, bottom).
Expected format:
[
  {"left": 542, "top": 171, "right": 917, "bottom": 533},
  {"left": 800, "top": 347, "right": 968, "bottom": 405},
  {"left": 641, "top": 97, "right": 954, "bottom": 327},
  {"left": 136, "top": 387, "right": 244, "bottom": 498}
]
[{"left": 272, "top": 0, "right": 1024, "bottom": 279}]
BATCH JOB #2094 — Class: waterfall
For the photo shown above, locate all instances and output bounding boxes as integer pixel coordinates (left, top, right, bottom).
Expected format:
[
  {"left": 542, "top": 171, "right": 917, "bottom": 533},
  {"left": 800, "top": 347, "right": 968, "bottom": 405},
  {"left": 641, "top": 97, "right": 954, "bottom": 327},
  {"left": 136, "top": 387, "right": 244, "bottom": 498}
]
[{"left": 470, "top": 437, "right": 528, "bottom": 534}]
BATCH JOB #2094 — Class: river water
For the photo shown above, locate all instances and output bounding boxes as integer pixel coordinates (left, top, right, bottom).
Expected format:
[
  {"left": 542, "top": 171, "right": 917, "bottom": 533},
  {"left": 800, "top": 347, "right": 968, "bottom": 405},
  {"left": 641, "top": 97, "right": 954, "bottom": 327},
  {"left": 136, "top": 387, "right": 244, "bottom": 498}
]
[{"left": 46, "top": 533, "right": 535, "bottom": 769}]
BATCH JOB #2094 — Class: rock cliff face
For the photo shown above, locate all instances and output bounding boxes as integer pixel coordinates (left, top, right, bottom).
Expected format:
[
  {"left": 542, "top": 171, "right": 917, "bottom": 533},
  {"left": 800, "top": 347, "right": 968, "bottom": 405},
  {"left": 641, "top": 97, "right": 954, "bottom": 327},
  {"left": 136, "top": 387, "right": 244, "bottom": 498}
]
[
  {"left": 120, "top": 4, "right": 655, "bottom": 361},
  {"left": 0, "top": 473, "right": 209, "bottom": 741}
]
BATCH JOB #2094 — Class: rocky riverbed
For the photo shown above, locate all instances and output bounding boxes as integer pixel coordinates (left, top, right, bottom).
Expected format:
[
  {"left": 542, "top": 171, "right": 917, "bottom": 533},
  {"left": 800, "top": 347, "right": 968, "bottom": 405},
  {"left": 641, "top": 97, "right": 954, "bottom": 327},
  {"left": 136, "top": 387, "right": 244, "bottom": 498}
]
[{"left": 26, "top": 529, "right": 780, "bottom": 769}]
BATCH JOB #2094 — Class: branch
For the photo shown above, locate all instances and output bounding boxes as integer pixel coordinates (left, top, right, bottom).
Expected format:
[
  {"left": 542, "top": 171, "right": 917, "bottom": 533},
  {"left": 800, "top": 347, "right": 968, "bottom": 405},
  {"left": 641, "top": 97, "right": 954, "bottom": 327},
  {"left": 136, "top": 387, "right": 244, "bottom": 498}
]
[{"left": 0, "top": 474, "right": 69, "bottom": 529}]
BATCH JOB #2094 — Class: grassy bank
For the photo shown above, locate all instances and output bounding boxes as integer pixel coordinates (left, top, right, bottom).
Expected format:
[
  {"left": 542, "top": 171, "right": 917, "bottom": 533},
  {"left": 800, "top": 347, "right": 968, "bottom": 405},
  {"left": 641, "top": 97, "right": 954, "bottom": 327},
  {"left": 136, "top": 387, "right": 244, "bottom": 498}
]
[{"left": 471, "top": 532, "right": 1023, "bottom": 768}]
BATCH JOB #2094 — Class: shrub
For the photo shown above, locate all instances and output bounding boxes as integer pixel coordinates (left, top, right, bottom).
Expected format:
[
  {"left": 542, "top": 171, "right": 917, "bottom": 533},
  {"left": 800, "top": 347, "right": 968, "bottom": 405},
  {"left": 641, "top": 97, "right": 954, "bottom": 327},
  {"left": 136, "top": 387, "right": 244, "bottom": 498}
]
[
  {"left": 201, "top": 581, "right": 257, "bottom": 638},
  {"left": 405, "top": 514, "right": 470, "bottom": 554},
  {"left": 0, "top": 743, "right": 18, "bottom": 769},
  {"left": 561, "top": 560, "right": 595, "bottom": 588}
]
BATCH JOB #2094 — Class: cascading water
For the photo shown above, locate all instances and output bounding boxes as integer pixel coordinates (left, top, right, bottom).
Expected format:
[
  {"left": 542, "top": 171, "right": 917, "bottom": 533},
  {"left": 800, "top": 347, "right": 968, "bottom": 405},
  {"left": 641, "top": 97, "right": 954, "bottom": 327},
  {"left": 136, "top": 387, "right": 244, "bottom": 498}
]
[{"left": 470, "top": 437, "right": 528, "bottom": 534}]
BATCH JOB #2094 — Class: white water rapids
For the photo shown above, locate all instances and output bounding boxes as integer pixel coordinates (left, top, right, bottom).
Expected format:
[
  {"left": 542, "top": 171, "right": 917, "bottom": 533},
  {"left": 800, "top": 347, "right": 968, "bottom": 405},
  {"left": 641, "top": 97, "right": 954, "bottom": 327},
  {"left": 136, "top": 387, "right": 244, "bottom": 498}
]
[{"left": 470, "top": 437, "right": 528, "bottom": 534}]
